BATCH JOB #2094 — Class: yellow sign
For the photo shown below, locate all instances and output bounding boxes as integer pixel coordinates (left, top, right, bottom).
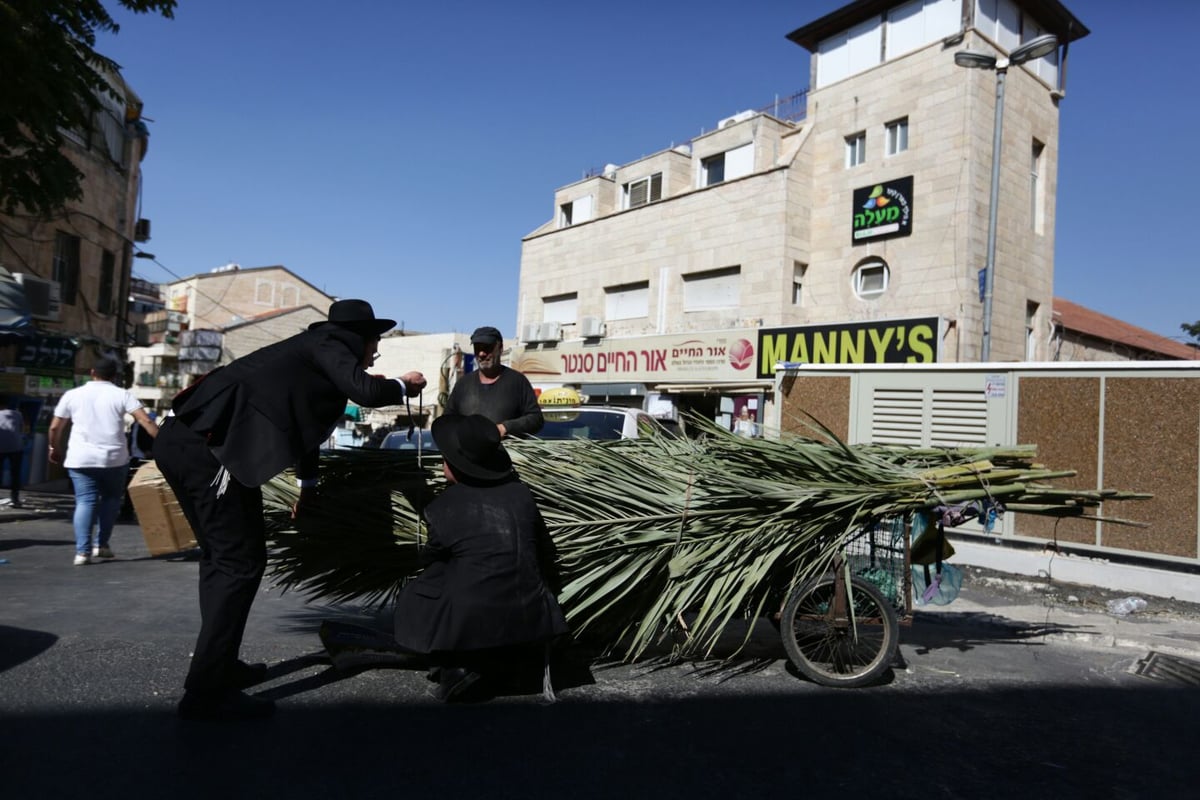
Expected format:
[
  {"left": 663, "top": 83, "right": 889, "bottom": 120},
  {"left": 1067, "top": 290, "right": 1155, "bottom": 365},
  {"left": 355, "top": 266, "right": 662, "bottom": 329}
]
[{"left": 538, "top": 387, "right": 582, "bottom": 406}]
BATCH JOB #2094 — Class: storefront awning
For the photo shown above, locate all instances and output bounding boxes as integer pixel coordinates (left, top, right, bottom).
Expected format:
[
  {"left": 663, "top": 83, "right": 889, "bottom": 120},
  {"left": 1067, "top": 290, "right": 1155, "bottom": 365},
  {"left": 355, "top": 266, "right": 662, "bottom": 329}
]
[{"left": 652, "top": 382, "right": 773, "bottom": 394}]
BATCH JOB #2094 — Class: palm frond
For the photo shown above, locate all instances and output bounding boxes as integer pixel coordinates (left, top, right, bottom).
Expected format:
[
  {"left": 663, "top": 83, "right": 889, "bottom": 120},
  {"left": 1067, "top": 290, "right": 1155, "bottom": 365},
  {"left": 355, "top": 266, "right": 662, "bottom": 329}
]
[{"left": 263, "top": 421, "right": 1149, "bottom": 661}]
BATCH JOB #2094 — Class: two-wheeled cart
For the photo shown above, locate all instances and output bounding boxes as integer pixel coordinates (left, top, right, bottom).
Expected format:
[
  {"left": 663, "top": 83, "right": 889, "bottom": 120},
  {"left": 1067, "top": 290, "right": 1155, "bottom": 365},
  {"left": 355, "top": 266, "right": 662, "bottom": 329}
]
[{"left": 775, "top": 516, "right": 914, "bottom": 688}]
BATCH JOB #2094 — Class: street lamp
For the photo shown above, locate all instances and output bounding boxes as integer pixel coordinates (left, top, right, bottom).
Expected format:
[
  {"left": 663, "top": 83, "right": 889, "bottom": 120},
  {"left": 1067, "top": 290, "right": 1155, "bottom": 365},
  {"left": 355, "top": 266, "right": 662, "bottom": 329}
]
[{"left": 955, "top": 33, "right": 1057, "bottom": 361}]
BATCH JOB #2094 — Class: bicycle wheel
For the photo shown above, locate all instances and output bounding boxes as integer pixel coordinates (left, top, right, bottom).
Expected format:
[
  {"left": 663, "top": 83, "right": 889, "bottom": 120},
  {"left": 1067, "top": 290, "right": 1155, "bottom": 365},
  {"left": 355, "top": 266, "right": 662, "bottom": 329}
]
[{"left": 781, "top": 573, "right": 898, "bottom": 688}]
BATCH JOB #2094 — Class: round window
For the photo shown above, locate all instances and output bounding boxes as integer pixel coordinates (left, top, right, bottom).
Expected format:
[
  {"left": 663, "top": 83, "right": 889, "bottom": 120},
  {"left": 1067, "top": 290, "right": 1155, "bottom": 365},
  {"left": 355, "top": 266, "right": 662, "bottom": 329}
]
[{"left": 852, "top": 259, "right": 889, "bottom": 300}]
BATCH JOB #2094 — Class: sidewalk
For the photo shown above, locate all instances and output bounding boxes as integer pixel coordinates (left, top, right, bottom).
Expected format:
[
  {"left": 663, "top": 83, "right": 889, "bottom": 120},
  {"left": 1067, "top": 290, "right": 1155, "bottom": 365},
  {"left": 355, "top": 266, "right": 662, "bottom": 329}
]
[
  {"left": 0, "top": 479, "right": 75, "bottom": 522},
  {"left": 918, "top": 568, "right": 1200, "bottom": 662}
]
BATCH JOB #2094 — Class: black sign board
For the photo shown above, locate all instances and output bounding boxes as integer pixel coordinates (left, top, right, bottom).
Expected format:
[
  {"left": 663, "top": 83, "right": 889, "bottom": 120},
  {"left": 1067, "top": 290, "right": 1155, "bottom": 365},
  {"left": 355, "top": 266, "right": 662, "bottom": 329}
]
[
  {"left": 13, "top": 335, "right": 78, "bottom": 375},
  {"left": 852, "top": 175, "right": 913, "bottom": 244},
  {"left": 756, "top": 317, "right": 939, "bottom": 379}
]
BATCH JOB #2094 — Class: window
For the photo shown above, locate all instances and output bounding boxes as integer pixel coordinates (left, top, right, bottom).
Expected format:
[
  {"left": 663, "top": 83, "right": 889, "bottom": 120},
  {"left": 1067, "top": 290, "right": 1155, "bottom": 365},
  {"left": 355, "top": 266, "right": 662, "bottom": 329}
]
[
  {"left": 280, "top": 285, "right": 298, "bottom": 307},
  {"left": 852, "top": 259, "right": 889, "bottom": 300},
  {"left": 683, "top": 266, "right": 740, "bottom": 311},
  {"left": 701, "top": 154, "right": 725, "bottom": 186},
  {"left": 792, "top": 262, "right": 808, "bottom": 306},
  {"left": 623, "top": 173, "right": 662, "bottom": 209},
  {"left": 845, "top": 132, "right": 866, "bottom": 167},
  {"left": 816, "top": 16, "right": 882, "bottom": 88},
  {"left": 1031, "top": 139, "right": 1045, "bottom": 234},
  {"left": 885, "top": 118, "right": 908, "bottom": 156},
  {"left": 700, "top": 143, "right": 753, "bottom": 187},
  {"left": 558, "top": 195, "right": 593, "bottom": 227},
  {"left": 1025, "top": 301, "right": 1039, "bottom": 360},
  {"left": 98, "top": 250, "right": 115, "bottom": 314},
  {"left": 886, "top": 0, "right": 959, "bottom": 59},
  {"left": 605, "top": 282, "right": 649, "bottom": 320},
  {"left": 255, "top": 280, "right": 273, "bottom": 305},
  {"left": 52, "top": 231, "right": 80, "bottom": 305},
  {"left": 543, "top": 293, "right": 578, "bottom": 324}
]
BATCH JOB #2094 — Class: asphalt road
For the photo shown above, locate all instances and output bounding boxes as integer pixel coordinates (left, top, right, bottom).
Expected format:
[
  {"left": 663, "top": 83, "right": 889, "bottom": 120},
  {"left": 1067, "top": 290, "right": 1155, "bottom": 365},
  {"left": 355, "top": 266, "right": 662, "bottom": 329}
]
[{"left": 1, "top": 516, "right": 1196, "bottom": 799}]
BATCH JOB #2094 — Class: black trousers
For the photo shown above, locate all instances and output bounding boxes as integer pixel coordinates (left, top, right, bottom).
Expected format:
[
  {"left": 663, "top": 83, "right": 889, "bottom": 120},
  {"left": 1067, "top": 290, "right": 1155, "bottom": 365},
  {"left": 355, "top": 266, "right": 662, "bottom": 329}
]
[
  {"left": 1, "top": 449, "right": 21, "bottom": 503},
  {"left": 155, "top": 418, "right": 266, "bottom": 694}
]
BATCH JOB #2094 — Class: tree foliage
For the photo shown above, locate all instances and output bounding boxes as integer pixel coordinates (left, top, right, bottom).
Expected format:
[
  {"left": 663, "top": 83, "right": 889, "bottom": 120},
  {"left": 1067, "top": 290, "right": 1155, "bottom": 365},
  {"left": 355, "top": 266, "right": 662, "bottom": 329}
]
[
  {"left": 0, "top": 0, "right": 177, "bottom": 217},
  {"left": 1182, "top": 321, "right": 1200, "bottom": 345}
]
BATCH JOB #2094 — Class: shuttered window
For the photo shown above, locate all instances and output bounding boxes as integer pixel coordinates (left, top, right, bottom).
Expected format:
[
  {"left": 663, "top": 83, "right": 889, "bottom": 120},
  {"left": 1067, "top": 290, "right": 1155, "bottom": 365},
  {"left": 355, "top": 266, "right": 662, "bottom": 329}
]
[
  {"left": 624, "top": 173, "right": 663, "bottom": 209},
  {"left": 870, "top": 387, "right": 987, "bottom": 446}
]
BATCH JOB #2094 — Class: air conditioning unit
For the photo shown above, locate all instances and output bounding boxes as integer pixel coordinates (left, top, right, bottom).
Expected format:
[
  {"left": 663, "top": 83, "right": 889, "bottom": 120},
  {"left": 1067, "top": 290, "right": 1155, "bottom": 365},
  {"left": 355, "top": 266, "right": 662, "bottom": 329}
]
[
  {"left": 521, "top": 323, "right": 541, "bottom": 343},
  {"left": 13, "top": 273, "right": 62, "bottom": 321},
  {"left": 580, "top": 316, "right": 606, "bottom": 338},
  {"left": 717, "top": 109, "right": 755, "bottom": 129},
  {"left": 537, "top": 321, "right": 562, "bottom": 342},
  {"left": 134, "top": 218, "right": 151, "bottom": 242}
]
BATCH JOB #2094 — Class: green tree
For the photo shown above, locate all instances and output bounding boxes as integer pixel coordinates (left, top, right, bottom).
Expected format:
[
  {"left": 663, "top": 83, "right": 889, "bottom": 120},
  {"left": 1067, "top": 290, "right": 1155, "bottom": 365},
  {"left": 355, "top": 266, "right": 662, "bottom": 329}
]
[
  {"left": 0, "top": 0, "right": 177, "bottom": 217},
  {"left": 1182, "top": 321, "right": 1200, "bottom": 345}
]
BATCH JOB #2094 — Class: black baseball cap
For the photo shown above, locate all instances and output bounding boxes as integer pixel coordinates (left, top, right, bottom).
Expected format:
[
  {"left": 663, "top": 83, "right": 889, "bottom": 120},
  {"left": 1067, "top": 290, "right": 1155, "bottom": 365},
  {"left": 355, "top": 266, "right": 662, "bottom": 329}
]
[{"left": 470, "top": 326, "right": 503, "bottom": 346}]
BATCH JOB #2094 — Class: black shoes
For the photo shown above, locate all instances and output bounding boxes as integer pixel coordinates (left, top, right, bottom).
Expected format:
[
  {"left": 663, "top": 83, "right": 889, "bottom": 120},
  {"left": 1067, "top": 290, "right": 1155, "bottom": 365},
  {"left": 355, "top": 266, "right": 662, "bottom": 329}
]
[
  {"left": 433, "top": 667, "right": 481, "bottom": 703},
  {"left": 177, "top": 689, "right": 275, "bottom": 721},
  {"left": 177, "top": 661, "right": 272, "bottom": 720},
  {"left": 231, "top": 660, "right": 269, "bottom": 689}
]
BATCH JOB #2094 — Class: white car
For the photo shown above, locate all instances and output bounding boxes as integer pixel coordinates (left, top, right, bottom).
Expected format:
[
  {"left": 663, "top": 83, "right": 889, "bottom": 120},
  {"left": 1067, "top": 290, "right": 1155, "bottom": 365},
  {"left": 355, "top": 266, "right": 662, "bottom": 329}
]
[
  {"left": 536, "top": 406, "right": 680, "bottom": 442},
  {"left": 380, "top": 429, "right": 439, "bottom": 452}
]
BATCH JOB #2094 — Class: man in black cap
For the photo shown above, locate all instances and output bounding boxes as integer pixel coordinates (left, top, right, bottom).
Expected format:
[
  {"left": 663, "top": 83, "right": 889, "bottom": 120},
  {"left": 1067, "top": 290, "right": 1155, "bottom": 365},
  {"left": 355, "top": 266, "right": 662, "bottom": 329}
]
[
  {"left": 156, "top": 299, "right": 426, "bottom": 720},
  {"left": 444, "top": 326, "right": 543, "bottom": 438}
]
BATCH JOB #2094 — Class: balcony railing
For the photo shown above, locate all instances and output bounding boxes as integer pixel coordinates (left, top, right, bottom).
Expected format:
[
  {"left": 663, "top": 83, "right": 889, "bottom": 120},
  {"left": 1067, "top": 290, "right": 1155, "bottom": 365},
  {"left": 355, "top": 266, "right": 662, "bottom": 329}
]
[{"left": 137, "top": 371, "right": 183, "bottom": 389}]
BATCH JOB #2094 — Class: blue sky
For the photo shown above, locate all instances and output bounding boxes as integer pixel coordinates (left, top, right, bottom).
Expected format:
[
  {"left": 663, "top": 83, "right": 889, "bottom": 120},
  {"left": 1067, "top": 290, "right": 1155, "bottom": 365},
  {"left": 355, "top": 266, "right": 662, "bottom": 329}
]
[{"left": 101, "top": 1, "right": 1199, "bottom": 344}]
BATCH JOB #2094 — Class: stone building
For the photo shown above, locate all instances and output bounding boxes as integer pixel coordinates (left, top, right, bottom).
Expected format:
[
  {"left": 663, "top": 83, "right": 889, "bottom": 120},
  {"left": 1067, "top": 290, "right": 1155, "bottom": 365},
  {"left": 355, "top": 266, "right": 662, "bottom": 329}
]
[
  {"left": 515, "top": 0, "right": 1091, "bottom": 429},
  {"left": 0, "top": 68, "right": 152, "bottom": 485}
]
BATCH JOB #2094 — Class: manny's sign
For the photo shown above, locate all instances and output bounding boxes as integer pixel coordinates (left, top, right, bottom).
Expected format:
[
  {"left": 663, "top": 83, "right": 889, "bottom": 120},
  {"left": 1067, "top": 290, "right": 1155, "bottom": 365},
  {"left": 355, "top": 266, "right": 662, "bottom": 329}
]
[{"left": 756, "top": 317, "right": 940, "bottom": 379}]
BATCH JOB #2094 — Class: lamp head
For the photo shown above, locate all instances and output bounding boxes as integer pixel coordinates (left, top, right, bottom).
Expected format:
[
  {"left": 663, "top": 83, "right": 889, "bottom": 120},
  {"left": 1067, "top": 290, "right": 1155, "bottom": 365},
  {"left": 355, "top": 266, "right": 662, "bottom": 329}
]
[
  {"left": 954, "top": 50, "right": 997, "bottom": 70},
  {"left": 1010, "top": 33, "right": 1058, "bottom": 65}
]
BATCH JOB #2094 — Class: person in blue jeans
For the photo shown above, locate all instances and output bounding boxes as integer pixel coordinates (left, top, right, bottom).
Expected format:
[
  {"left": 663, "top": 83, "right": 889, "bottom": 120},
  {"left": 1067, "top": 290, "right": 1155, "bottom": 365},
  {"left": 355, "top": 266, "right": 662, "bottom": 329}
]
[{"left": 48, "top": 356, "right": 159, "bottom": 565}]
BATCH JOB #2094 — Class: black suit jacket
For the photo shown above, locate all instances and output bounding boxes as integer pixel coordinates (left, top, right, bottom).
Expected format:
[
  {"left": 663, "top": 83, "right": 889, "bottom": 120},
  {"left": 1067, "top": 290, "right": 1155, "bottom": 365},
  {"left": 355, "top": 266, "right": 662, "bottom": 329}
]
[
  {"left": 170, "top": 325, "right": 406, "bottom": 486},
  {"left": 393, "top": 478, "right": 568, "bottom": 654}
]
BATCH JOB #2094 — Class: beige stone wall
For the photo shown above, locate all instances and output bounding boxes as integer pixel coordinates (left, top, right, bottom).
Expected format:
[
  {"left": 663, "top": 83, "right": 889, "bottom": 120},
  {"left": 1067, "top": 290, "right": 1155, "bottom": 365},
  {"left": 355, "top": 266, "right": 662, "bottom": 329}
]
[
  {"left": 222, "top": 307, "right": 326, "bottom": 362},
  {"left": 518, "top": 30, "right": 1062, "bottom": 368},
  {"left": 171, "top": 267, "right": 334, "bottom": 330}
]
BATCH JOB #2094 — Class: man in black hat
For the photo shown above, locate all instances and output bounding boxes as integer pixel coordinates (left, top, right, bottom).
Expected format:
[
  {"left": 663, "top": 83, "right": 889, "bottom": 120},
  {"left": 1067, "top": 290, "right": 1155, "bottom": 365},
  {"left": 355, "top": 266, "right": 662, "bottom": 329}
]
[
  {"left": 444, "top": 326, "right": 543, "bottom": 438},
  {"left": 156, "top": 299, "right": 426, "bottom": 720},
  {"left": 393, "top": 413, "right": 567, "bottom": 702}
]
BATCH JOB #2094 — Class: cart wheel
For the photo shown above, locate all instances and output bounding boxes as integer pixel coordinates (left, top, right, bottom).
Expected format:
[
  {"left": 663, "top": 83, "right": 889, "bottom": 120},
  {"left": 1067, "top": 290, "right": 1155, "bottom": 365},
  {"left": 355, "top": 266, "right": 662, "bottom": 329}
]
[{"left": 781, "top": 573, "right": 898, "bottom": 688}]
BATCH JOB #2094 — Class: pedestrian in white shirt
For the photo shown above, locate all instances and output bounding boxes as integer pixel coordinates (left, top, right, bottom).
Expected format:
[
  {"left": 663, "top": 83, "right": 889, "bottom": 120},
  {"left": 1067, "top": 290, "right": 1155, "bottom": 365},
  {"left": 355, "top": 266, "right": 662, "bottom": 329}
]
[{"left": 49, "top": 356, "right": 159, "bottom": 565}]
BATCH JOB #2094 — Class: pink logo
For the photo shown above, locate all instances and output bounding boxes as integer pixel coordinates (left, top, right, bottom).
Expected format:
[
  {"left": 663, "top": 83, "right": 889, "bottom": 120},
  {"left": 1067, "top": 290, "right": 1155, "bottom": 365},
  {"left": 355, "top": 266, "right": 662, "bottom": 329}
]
[{"left": 729, "top": 339, "right": 754, "bottom": 371}]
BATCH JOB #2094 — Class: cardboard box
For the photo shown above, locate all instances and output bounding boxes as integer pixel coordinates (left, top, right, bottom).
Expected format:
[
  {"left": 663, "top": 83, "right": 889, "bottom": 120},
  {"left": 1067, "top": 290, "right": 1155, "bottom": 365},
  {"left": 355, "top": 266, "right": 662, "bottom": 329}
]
[{"left": 128, "top": 461, "right": 198, "bottom": 555}]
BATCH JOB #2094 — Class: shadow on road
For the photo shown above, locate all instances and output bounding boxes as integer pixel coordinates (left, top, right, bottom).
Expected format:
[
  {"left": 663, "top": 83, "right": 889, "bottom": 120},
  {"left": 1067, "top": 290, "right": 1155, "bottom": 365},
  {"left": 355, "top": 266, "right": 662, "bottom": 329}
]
[
  {"left": 1, "top": 684, "right": 1195, "bottom": 799},
  {"left": 0, "top": 625, "right": 58, "bottom": 673},
  {"left": 904, "top": 610, "right": 1091, "bottom": 655}
]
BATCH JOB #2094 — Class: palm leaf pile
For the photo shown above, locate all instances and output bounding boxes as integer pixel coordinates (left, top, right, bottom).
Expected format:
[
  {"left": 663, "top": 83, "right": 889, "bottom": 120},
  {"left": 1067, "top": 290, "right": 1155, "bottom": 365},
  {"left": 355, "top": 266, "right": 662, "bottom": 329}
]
[{"left": 263, "top": 419, "right": 1149, "bottom": 661}]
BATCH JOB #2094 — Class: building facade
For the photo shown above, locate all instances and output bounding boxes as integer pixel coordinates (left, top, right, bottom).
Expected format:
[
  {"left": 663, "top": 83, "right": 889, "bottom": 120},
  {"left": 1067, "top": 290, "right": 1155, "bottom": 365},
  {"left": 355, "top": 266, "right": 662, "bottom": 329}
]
[
  {"left": 0, "top": 68, "right": 152, "bottom": 485},
  {"left": 515, "top": 0, "right": 1088, "bottom": 430},
  {"left": 127, "top": 264, "right": 336, "bottom": 413}
]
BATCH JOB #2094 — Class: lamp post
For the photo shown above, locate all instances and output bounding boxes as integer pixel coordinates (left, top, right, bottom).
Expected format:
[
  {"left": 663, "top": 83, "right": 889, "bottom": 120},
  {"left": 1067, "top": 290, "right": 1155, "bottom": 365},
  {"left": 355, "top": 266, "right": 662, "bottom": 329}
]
[{"left": 955, "top": 33, "right": 1057, "bottom": 361}]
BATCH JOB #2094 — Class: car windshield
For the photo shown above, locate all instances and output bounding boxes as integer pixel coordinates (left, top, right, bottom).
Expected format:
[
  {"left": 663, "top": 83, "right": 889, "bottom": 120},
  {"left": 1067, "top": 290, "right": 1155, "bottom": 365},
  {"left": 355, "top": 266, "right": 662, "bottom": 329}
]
[
  {"left": 381, "top": 429, "right": 438, "bottom": 451},
  {"left": 537, "top": 409, "right": 626, "bottom": 441}
]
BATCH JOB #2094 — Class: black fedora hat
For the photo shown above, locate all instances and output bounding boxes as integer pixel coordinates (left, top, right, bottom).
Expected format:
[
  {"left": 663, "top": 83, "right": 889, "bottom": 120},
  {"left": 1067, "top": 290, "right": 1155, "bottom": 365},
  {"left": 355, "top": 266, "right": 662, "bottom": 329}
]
[
  {"left": 432, "top": 414, "right": 514, "bottom": 482},
  {"left": 309, "top": 299, "right": 396, "bottom": 336}
]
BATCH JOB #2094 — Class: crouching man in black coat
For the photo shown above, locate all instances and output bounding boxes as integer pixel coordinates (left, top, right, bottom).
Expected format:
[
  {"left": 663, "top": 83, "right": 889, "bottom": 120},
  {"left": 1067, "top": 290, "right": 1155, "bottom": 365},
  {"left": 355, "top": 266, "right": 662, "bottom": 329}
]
[
  {"left": 158, "top": 299, "right": 426, "bottom": 720},
  {"left": 393, "top": 413, "right": 568, "bottom": 702}
]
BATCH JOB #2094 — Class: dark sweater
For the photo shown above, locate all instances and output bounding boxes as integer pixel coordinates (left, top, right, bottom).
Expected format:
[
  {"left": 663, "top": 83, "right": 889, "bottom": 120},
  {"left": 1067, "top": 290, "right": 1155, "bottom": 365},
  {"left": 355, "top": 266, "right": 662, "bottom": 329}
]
[{"left": 444, "top": 367, "right": 544, "bottom": 437}]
